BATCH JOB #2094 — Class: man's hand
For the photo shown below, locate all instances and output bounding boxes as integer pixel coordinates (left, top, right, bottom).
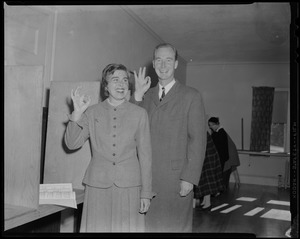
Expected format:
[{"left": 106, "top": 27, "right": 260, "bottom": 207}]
[
  {"left": 139, "top": 198, "right": 151, "bottom": 214},
  {"left": 133, "top": 67, "right": 151, "bottom": 101},
  {"left": 179, "top": 180, "right": 193, "bottom": 197}
]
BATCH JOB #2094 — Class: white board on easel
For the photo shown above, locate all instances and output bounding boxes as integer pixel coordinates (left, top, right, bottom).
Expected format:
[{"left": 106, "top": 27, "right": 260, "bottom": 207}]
[{"left": 43, "top": 81, "right": 100, "bottom": 190}]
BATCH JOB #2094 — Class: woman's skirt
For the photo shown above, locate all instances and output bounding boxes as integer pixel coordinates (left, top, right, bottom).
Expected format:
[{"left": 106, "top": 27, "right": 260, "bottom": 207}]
[
  {"left": 80, "top": 184, "right": 145, "bottom": 232},
  {"left": 194, "top": 133, "right": 225, "bottom": 198}
]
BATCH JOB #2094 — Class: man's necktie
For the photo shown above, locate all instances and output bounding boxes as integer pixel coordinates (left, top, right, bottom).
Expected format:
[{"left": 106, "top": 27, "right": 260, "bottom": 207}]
[{"left": 160, "top": 87, "right": 165, "bottom": 101}]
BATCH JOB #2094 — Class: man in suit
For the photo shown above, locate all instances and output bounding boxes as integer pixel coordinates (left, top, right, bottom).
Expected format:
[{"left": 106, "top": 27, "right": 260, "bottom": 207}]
[{"left": 132, "top": 43, "right": 206, "bottom": 232}]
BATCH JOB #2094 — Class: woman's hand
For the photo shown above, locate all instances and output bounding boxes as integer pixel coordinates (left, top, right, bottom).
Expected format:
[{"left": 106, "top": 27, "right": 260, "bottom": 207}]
[
  {"left": 139, "top": 198, "right": 151, "bottom": 214},
  {"left": 133, "top": 67, "right": 151, "bottom": 101},
  {"left": 70, "top": 86, "right": 91, "bottom": 121}
]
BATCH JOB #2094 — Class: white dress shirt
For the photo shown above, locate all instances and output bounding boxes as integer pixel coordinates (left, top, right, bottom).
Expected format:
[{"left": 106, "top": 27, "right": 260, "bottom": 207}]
[{"left": 159, "top": 79, "right": 176, "bottom": 98}]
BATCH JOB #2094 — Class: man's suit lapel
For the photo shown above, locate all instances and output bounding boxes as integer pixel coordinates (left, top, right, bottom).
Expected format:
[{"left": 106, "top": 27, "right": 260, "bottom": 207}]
[
  {"left": 151, "top": 85, "right": 160, "bottom": 106},
  {"left": 149, "top": 81, "right": 181, "bottom": 111}
]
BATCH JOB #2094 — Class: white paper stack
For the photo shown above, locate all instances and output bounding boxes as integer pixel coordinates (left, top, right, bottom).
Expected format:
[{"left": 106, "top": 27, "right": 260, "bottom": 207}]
[{"left": 39, "top": 183, "right": 77, "bottom": 209}]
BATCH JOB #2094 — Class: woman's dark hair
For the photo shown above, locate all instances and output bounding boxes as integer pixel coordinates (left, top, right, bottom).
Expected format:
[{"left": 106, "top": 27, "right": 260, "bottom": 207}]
[
  {"left": 100, "top": 63, "right": 133, "bottom": 99},
  {"left": 208, "top": 117, "right": 220, "bottom": 124}
]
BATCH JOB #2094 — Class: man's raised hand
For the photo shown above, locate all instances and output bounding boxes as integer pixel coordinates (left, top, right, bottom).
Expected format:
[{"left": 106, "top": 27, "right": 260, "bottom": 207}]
[{"left": 133, "top": 67, "right": 151, "bottom": 101}]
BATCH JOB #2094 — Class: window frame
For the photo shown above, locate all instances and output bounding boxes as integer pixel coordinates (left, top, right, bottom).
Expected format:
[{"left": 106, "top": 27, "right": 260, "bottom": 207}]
[
  {"left": 271, "top": 88, "right": 290, "bottom": 154},
  {"left": 245, "top": 87, "right": 290, "bottom": 156}
]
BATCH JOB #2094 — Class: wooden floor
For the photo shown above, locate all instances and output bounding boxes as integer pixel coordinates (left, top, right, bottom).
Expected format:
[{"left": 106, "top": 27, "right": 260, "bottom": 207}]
[
  {"left": 192, "top": 183, "right": 291, "bottom": 238},
  {"left": 5, "top": 183, "right": 291, "bottom": 236}
]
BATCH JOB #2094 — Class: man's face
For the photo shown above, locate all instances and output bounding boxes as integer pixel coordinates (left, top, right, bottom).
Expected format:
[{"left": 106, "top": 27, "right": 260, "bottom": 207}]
[{"left": 153, "top": 46, "right": 178, "bottom": 82}]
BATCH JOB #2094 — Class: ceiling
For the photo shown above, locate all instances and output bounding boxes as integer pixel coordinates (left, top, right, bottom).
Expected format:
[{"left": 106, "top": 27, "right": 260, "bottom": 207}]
[
  {"left": 124, "top": 3, "right": 291, "bottom": 64},
  {"left": 33, "top": 3, "right": 291, "bottom": 64}
]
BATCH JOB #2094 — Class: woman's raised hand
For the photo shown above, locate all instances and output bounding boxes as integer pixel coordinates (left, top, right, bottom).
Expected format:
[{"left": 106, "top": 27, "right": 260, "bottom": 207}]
[
  {"left": 133, "top": 67, "right": 151, "bottom": 101},
  {"left": 70, "top": 86, "right": 91, "bottom": 121}
]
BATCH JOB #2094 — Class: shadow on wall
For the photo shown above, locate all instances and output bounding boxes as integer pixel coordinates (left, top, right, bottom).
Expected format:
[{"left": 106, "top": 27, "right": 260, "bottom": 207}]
[{"left": 146, "top": 60, "right": 158, "bottom": 89}]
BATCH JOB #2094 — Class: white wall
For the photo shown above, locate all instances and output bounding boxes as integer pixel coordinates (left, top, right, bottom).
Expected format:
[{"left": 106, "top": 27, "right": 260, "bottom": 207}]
[
  {"left": 237, "top": 154, "right": 289, "bottom": 186},
  {"left": 186, "top": 62, "right": 290, "bottom": 186},
  {"left": 50, "top": 6, "right": 187, "bottom": 87}
]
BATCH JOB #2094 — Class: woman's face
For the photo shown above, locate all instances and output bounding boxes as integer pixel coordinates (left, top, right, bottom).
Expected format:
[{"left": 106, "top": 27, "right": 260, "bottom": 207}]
[
  {"left": 106, "top": 70, "right": 129, "bottom": 103},
  {"left": 208, "top": 122, "right": 219, "bottom": 132}
]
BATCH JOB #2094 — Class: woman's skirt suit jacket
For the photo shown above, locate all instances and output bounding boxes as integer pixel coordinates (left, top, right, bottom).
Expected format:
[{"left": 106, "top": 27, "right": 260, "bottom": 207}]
[
  {"left": 211, "top": 128, "right": 229, "bottom": 171},
  {"left": 133, "top": 80, "right": 206, "bottom": 232},
  {"left": 64, "top": 99, "right": 155, "bottom": 232}
]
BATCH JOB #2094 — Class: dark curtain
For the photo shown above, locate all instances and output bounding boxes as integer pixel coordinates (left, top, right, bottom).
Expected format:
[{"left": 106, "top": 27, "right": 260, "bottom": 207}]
[{"left": 250, "top": 86, "right": 275, "bottom": 152}]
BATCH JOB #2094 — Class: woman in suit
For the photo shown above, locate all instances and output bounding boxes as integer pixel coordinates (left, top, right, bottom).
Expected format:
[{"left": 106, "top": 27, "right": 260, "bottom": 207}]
[{"left": 64, "top": 63, "right": 155, "bottom": 232}]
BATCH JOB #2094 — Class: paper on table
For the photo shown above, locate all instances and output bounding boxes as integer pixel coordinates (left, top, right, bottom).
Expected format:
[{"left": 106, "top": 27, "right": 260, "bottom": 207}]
[{"left": 39, "top": 183, "right": 77, "bottom": 209}]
